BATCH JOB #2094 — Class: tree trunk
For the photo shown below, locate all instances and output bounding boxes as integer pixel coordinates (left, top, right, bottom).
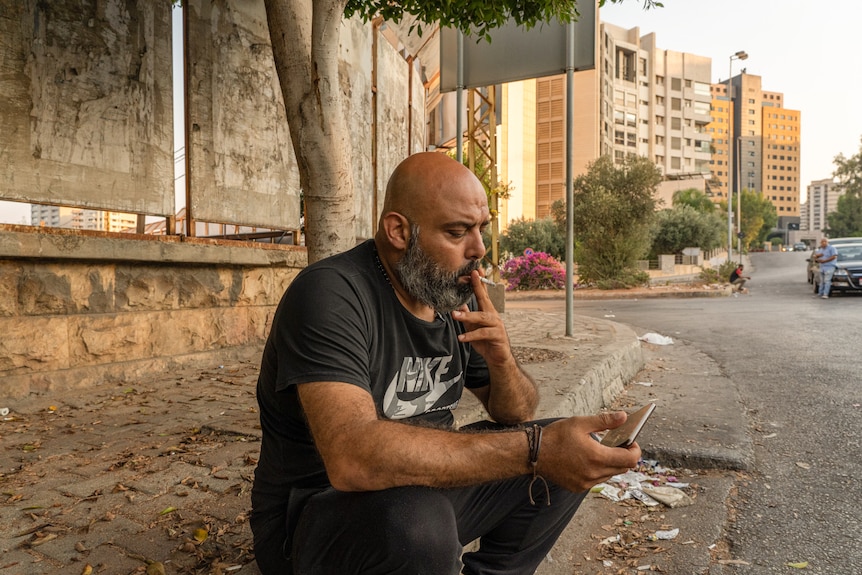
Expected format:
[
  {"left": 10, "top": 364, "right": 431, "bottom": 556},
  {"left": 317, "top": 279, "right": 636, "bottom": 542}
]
[{"left": 264, "top": 0, "right": 354, "bottom": 263}]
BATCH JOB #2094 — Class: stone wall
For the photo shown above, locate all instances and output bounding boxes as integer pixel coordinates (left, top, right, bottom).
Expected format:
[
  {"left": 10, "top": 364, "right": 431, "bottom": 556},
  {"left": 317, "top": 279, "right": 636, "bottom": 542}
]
[{"left": 0, "top": 225, "right": 306, "bottom": 398}]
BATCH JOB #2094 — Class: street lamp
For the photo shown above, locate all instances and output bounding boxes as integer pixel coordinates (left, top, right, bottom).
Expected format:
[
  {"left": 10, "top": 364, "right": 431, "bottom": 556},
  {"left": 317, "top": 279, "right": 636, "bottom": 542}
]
[{"left": 727, "top": 50, "right": 748, "bottom": 262}]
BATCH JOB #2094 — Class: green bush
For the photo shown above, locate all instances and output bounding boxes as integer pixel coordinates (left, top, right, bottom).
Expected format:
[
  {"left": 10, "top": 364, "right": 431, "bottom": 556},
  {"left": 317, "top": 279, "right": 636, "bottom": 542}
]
[
  {"left": 499, "top": 217, "right": 566, "bottom": 261},
  {"left": 698, "top": 260, "right": 738, "bottom": 284},
  {"left": 594, "top": 270, "right": 650, "bottom": 290}
]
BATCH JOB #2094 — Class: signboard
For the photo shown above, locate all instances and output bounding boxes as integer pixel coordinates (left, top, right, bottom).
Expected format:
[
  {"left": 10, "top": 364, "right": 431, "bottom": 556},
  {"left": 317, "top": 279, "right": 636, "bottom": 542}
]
[{"left": 439, "top": 2, "right": 596, "bottom": 92}]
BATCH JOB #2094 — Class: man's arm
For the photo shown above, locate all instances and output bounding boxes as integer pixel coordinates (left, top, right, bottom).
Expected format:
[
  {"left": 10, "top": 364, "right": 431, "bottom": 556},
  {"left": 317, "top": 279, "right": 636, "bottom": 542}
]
[
  {"left": 297, "top": 379, "right": 640, "bottom": 493},
  {"left": 452, "top": 271, "right": 537, "bottom": 424}
]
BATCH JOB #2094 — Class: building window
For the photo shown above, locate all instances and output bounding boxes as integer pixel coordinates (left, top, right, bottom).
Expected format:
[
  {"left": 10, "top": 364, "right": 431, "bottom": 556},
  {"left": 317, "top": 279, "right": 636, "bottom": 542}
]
[
  {"left": 616, "top": 48, "right": 636, "bottom": 82},
  {"left": 671, "top": 98, "right": 681, "bottom": 111},
  {"left": 671, "top": 77, "right": 682, "bottom": 91}
]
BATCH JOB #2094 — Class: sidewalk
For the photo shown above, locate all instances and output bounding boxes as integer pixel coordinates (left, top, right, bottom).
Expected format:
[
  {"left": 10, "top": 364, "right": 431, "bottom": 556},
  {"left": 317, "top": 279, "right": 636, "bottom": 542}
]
[{"left": 1, "top": 299, "right": 751, "bottom": 574}]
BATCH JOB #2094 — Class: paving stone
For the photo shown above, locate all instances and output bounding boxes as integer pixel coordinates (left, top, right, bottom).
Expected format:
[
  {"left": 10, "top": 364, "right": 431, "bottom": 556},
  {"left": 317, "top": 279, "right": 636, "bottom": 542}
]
[
  {"left": 125, "top": 461, "right": 208, "bottom": 495},
  {"left": 114, "top": 488, "right": 212, "bottom": 529},
  {"left": 0, "top": 548, "right": 64, "bottom": 575},
  {"left": 49, "top": 542, "right": 144, "bottom": 575},
  {"left": 112, "top": 525, "right": 184, "bottom": 565}
]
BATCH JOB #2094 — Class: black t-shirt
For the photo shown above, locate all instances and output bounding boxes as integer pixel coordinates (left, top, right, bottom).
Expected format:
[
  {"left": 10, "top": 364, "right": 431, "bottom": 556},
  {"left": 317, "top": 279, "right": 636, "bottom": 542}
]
[{"left": 253, "top": 240, "right": 490, "bottom": 511}]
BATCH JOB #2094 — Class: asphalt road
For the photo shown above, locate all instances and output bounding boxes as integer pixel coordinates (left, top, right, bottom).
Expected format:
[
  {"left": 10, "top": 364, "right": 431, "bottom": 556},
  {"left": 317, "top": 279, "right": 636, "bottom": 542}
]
[{"left": 509, "top": 250, "right": 862, "bottom": 574}]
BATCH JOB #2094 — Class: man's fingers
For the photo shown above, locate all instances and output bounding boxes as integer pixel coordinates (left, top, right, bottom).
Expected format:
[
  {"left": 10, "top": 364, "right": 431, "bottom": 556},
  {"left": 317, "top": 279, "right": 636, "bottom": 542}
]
[
  {"left": 469, "top": 270, "right": 493, "bottom": 309},
  {"left": 592, "top": 410, "right": 628, "bottom": 432}
]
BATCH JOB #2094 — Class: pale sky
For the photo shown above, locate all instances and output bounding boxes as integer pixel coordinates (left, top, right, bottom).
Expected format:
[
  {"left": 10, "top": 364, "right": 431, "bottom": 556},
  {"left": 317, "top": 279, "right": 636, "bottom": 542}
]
[
  {"left": 601, "top": 0, "right": 862, "bottom": 201},
  {"left": 2, "top": 0, "right": 859, "bottom": 222}
]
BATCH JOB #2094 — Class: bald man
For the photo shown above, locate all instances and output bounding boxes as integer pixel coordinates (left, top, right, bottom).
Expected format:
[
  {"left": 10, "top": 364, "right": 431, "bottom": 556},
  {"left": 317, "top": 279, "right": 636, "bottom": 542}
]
[{"left": 251, "top": 153, "right": 640, "bottom": 575}]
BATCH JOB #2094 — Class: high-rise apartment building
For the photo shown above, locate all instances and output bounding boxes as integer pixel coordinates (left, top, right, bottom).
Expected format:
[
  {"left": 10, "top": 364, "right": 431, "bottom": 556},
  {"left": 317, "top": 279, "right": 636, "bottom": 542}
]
[
  {"left": 801, "top": 179, "right": 844, "bottom": 232},
  {"left": 709, "top": 73, "right": 801, "bottom": 215},
  {"left": 30, "top": 205, "right": 137, "bottom": 232},
  {"left": 599, "top": 27, "right": 712, "bottom": 181},
  {"left": 427, "top": 23, "right": 800, "bottom": 227},
  {"left": 528, "top": 24, "right": 713, "bottom": 218}
]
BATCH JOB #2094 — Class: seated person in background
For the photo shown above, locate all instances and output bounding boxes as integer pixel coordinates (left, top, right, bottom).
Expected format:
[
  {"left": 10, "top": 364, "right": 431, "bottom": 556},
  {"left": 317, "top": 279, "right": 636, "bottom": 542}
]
[
  {"left": 730, "top": 263, "right": 750, "bottom": 293},
  {"left": 250, "top": 152, "right": 641, "bottom": 575}
]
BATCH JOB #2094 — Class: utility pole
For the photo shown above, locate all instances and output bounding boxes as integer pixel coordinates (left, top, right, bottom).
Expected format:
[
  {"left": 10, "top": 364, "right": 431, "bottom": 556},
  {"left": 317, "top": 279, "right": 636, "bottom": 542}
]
[{"left": 727, "top": 50, "right": 748, "bottom": 262}]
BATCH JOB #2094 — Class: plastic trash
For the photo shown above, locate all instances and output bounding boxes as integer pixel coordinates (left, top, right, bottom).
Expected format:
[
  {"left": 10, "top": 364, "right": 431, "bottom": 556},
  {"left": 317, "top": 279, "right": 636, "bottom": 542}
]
[
  {"left": 638, "top": 332, "right": 674, "bottom": 345},
  {"left": 0, "top": 407, "right": 9, "bottom": 417},
  {"left": 641, "top": 485, "right": 694, "bottom": 508},
  {"left": 649, "top": 528, "right": 680, "bottom": 541}
]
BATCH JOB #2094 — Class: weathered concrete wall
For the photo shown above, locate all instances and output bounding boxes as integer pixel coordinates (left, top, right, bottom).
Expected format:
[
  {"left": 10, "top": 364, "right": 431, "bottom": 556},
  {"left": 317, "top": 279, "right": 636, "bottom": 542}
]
[
  {"left": 0, "top": 0, "right": 174, "bottom": 216},
  {"left": 341, "top": 18, "right": 375, "bottom": 239},
  {"left": 0, "top": 225, "right": 306, "bottom": 398},
  {"left": 375, "top": 35, "right": 415, "bottom": 221},
  {"left": 185, "top": 3, "right": 419, "bottom": 240},
  {"left": 186, "top": 0, "right": 302, "bottom": 230}
]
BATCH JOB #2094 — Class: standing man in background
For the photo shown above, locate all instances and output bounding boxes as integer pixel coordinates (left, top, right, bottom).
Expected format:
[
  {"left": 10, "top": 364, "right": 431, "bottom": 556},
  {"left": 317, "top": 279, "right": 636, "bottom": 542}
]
[{"left": 815, "top": 237, "right": 838, "bottom": 299}]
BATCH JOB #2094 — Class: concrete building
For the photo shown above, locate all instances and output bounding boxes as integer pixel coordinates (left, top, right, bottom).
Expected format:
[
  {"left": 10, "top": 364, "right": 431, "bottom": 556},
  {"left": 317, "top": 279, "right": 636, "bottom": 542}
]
[
  {"left": 31, "top": 205, "right": 138, "bottom": 232},
  {"left": 801, "top": 178, "right": 844, "bottom": 234},
  {"left": 709, "top": 73, "right": 801, "bottom": 216},
  {"left": 525, "top": 24, "right": 713, "bottom": 219},
  {"left": 601, "top": 28, "right": 712, "bottom": 184}
]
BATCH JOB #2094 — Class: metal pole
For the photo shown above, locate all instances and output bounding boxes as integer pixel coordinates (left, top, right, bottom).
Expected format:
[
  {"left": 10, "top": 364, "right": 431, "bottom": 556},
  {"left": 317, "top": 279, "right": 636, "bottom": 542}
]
[
  {"left": 456, "top": 32, "right": 464, "bottom": 162},
  {"left": 726, "top": 59, "right": 733, "bottom": 262},
  {"left": 737, "top": 136, "right": 742, "bottom": 261},
  {"left": 565, "top": 22, "right": 575, "bottom": 337}
]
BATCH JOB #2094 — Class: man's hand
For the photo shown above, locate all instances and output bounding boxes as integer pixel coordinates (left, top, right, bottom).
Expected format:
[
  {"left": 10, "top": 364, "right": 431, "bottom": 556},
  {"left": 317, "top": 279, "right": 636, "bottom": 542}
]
[
  {"left": 538, "top": 412, "right": 643, "bottom": 492},
  {"left": 454, "top": 270, "right": 537, "bottom": 424},
  {"left": 451, "top": 270, "right": 513, "bottom": 365}
]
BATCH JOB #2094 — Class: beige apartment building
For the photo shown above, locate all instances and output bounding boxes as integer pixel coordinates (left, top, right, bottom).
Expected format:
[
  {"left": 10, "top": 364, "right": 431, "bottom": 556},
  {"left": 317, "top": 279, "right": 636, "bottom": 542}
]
[
  {"left": 501, "top": 23, "right": 714, "bottom": 221},
  {"left": 709, "top": 73, "right": 801, "bottom": 216},
  {"left": 30, "top": 205, "right": 138, "bottom": 232},
  {"left": 432, "top": 25, "right": 801, "bottom": 228},
  {"left": 801, "top": 178, "right": 844, "bottom": 233}
]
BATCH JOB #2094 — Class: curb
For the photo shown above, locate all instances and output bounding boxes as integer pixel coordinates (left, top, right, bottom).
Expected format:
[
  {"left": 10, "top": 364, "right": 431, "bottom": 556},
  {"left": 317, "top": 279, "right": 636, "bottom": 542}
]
[{"left": 504, "top": 286, "right": 732, "bottom": 301}]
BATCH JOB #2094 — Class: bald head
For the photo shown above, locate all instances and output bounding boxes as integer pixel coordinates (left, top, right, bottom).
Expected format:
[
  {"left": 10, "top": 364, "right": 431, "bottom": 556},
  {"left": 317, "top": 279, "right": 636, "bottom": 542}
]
[{"left": 379, "top": 152, "right": 486, "bottom": 228}]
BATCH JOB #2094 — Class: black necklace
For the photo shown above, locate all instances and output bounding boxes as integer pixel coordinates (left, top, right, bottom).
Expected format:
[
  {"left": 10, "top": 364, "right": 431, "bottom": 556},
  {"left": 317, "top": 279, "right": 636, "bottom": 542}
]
[{"left": 373, "top": 248, "right": 393, "bottom": 287}]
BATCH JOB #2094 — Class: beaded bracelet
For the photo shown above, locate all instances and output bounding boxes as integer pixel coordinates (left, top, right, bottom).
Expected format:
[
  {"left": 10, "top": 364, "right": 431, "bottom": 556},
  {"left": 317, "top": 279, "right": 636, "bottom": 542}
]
[{"left": 524, "top": 423, "right": 550, "bottom": 506}]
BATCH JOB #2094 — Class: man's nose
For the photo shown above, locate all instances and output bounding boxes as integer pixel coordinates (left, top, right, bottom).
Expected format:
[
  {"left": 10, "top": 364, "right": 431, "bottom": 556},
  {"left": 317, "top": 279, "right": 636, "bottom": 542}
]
[{"left": 467, "top": 228, "right": 486, "bottom": 260}]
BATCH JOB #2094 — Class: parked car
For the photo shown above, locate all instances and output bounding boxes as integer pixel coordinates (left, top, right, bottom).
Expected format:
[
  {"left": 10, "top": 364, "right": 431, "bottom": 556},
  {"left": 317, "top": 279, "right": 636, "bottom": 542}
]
[
  {"left": 807, "top": 238, "right": 862, "bottom": 283},
  {"left": 812, "top": 243, "right": 862, "bottom": 294}
]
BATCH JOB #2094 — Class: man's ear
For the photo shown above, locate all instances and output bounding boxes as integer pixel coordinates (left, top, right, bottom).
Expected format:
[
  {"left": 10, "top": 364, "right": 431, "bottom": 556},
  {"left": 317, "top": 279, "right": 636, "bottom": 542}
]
[{"left": 381, "top": 212, "right": 411, "bottom": 250}]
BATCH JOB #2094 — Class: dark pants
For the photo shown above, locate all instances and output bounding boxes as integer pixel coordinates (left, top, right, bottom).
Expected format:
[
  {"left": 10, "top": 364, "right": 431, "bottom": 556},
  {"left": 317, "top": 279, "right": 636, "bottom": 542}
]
[{"left": 252, "top": 420, "right": 585, "bottom": 575}]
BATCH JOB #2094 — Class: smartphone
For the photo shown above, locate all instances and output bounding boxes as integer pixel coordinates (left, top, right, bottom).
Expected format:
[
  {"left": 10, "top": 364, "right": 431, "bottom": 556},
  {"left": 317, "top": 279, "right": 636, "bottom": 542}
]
[{"left": 599, "top": 403, "right": 656, "bottom": 448}]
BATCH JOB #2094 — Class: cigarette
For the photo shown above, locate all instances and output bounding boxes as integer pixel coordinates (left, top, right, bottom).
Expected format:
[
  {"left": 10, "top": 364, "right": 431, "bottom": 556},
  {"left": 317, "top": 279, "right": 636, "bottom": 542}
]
[{"left": 479, "top": 277, "right": 496, "bottom": 287}]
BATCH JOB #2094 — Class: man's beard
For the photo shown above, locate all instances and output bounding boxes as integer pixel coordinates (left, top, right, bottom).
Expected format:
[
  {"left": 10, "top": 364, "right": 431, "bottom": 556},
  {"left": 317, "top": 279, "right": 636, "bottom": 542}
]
[{"left": 396, "top": 226, "right": 480, "bottom": 314}]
